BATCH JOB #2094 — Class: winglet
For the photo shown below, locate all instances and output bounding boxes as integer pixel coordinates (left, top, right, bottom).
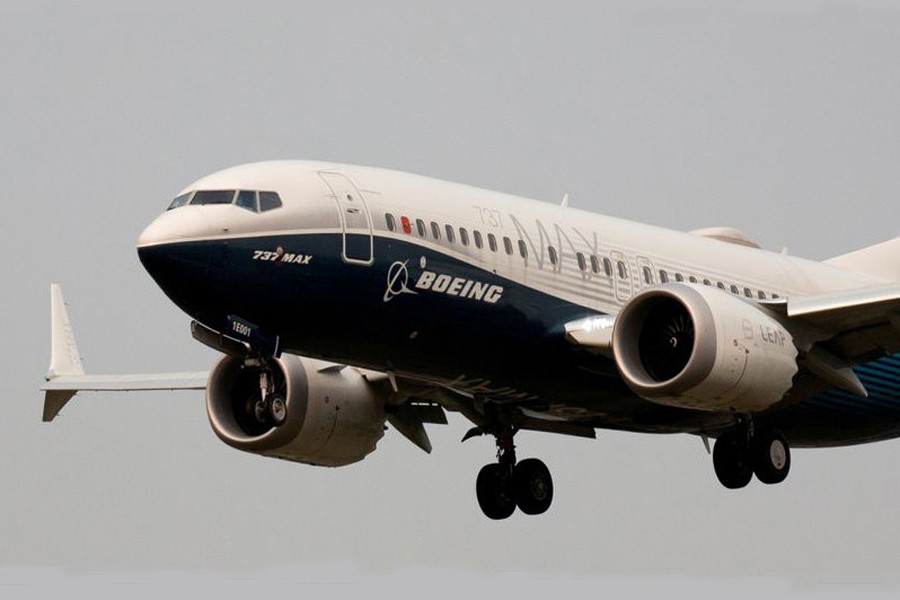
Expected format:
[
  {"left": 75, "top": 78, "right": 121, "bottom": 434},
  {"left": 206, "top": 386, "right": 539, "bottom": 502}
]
[
  {"left": 44, "top": 284, "right": 84, "bottom": 421},
  {"left": 48, "top": 283, "right": 84, "bottom": 380}
]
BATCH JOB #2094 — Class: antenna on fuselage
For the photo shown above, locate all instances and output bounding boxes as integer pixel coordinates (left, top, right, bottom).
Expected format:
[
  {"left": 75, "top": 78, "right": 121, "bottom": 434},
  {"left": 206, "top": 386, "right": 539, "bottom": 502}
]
[{"left": 560, "top": 193, "right": 570, "bottom": 208}]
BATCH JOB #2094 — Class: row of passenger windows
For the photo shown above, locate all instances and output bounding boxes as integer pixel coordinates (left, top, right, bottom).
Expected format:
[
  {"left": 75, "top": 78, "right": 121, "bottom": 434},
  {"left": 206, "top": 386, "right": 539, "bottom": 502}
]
[
  {"left": 167, "top": 189, "right": 283, "bottom": 213},
  {"left": 384, "top": 213, "right": 780, "bottom": 300},
  {"left": 386, "top": 214, "right": 527, "bottom": 257},
  {"left": 652, "top": 268, "right": 778, "bottom": 300}
]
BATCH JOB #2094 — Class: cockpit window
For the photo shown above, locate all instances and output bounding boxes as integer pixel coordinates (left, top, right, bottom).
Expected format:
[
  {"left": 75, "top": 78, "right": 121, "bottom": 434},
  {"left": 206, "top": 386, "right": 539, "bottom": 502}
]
[
  {"left": 192, "top": 190, "right": 236, "bottom": 205},
  {"left": 166, "top": 189, "right": 282, "bottom": 213},
  {"left": 235, "top": 190, "right": 257, "bottom": 212},
  {"left": 167, "top": 192, "right": 193, "bottom": 210},
  {"left": 259, "top": 191, "right": 283, "bottom": 212}
]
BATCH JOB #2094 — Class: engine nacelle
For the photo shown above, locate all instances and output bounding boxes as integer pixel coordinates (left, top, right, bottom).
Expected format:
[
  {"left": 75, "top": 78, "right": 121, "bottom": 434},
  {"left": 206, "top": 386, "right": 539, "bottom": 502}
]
[
  {"left": 612, "top": 283, "right": 798, "bottom": 412},
  {"left": 206, "top": 354, "right": 386, "bottom": 466}
]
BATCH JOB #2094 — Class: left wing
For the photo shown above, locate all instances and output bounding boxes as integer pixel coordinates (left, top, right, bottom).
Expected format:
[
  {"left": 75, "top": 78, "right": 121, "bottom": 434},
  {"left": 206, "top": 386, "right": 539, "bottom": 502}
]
[
  {"left": 562, "top": 282, "right": 900, "bottom": 401},
  {"left": 768, "top": 284, "right": 900, "bottom": 398},
  {"left": 774, "top": 283, "right": 900, "bottom": 362}
]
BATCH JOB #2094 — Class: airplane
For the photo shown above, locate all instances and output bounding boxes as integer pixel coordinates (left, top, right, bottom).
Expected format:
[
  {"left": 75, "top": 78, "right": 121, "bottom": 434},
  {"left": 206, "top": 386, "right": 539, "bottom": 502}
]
[{"left": 42, "top": 160, "right": 900, "bottom": 520}]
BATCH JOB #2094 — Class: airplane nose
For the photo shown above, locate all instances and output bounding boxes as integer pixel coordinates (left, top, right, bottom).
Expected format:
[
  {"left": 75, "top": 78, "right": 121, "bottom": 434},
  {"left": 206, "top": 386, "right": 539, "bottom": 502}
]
[
  {"left": 137, "top": 208, "right": 215, "bottom": 318},
  {"left": 137, "top": 207, "right": 211, "bottom": 247}
]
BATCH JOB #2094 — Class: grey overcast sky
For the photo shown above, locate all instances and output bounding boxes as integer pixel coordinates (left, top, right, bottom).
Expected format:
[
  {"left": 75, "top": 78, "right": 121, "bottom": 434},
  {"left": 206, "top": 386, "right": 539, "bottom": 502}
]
[{"left": 3, "top": 0, "right": 900, "bottom": 597}]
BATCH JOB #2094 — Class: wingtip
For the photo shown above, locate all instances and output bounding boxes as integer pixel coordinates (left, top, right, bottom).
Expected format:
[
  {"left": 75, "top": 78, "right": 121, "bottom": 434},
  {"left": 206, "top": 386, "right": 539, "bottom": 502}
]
[{"left": 48, "top": 283, "right": 85, "bottom": 379}]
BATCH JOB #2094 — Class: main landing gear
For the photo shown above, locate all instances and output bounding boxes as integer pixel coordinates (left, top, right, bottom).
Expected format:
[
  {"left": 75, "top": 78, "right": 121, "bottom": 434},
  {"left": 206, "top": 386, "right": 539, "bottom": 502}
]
[
  {"left": 251, "top": 364, "right": 287, "bottom": 429},
  {"left": 712, "top": 423, "right": 791, "bottom": 489},
  {"left": 475, "top": 428, "right": 553, "bottom": 520}
]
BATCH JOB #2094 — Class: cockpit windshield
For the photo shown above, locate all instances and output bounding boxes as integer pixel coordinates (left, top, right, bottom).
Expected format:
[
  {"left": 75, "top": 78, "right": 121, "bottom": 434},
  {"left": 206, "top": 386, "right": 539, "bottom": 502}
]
[
  {"left": 167, "top": 190, "right": 283, "bottom": 213},
  {"left": 191, "top": 190, "right": 235, "bottom": 205},
  {"left": 168, "top": 192, "right": 192, "bottom": 210}
]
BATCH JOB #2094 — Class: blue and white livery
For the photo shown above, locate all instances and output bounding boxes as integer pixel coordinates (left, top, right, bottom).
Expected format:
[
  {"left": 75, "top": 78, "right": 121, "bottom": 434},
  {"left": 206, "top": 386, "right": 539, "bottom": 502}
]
[{"left": 42, "top": 161, "right": 900, "bottom": 519}]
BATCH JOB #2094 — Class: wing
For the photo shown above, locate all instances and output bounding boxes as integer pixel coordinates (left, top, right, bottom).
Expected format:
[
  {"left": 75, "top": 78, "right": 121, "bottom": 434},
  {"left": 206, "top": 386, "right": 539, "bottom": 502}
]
[
  {"left": 41, "top": 284, "right": 208, "bottom": 422},
  {"left": 781, "top": 284, "right": 900, "bottom": 360},
  {"left": 766, "top": 284, "right": 900, "bottom": 399},
  {"left": 562, "top": 282, "right": 900, "bottom": 400}
]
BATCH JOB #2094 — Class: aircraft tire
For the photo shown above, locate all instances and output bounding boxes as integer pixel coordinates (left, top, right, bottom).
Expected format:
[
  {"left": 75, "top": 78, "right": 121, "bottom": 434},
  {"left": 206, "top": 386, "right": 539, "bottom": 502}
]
[
  {"left": 713, "top": 432, "right": 753, "bottom": 489},
  {"left": 752, "top": 430, "right": 791, "bottom": 485},
  {"left": 513, "top": 458, "right": 553, "bottom": 515},
  {"left": 476, "top": 463, "right": 516, "bottom": 520},
  {"left": 254, "top": 398, "right": 267, "bottom": 424},
  {"left": 267, "top": 394, "right": 287, "bottom": 427}
]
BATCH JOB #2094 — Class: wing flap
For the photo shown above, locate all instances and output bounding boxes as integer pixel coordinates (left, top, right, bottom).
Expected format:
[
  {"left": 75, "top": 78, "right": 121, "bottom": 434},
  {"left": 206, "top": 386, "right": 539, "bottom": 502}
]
[{"left": 782, "top": 284, "right": 900, "bottom": 370}]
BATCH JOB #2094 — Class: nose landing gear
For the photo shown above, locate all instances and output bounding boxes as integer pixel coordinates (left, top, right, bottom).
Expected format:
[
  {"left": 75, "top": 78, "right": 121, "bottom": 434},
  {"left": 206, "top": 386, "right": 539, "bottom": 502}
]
[
  {"left": 475, "top": 428, "right": 554, "bottom": 520},
  {"left": 251, "top": 367, "right": 287, "bottom": 428}
]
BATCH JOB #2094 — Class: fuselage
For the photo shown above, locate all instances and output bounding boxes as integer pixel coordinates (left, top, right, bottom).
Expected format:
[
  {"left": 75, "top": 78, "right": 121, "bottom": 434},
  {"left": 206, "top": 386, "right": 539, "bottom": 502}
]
[{"left": 136, "top": 160, "right": 900, "bottom": 447}]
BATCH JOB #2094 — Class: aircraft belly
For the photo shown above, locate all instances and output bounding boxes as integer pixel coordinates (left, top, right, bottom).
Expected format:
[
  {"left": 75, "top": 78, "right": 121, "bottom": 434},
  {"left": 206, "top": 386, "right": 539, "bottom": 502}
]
[
  {"left": 767, "top": 353, "right": 900, "bottom": 447},
  {"left": 149, "top": 232, "right": 900, "bottom": 444}
]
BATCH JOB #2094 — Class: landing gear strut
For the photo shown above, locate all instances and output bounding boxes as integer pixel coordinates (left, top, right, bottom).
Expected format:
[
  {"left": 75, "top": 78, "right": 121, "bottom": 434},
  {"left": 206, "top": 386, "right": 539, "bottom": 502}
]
[
  {"left": 252, "top": 366, "right": 287, "bottom": 428},
  {"left": 712, "top": 422, "right": 790, "bottom": 489},
  {"left": 475, "top": 428, "right": 553, "bottom": 520}
]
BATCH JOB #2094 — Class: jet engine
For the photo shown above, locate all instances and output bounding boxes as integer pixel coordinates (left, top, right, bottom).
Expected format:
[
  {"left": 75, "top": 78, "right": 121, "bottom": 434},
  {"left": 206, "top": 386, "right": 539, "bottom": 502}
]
[
  {"left": 611, "top": 283, "right": 798, "bottom": 412},
  {"left": 206, "top": 354, "right": 386, "bottom": 466}
]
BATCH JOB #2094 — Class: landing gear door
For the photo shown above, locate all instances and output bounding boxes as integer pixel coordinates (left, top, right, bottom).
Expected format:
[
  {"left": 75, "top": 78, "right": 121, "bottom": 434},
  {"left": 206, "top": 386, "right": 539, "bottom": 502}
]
[{"left": 319, "top": 171, "right": 374, "bottom": 266}]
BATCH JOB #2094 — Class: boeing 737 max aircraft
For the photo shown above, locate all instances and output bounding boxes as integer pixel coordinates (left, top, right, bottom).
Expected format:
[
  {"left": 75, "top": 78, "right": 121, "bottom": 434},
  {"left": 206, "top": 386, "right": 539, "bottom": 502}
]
[{"left": 42, "top": 161, "right": 900, "bottom": 519}]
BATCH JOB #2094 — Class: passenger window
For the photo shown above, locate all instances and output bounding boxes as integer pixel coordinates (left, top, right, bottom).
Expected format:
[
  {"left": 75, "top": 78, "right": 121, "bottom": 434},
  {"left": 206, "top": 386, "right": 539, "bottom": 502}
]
[
  {"left": 460, "top": 228, "right": 469, "bottom": 246},
  {"left": 617, "top": 261, "right": 627, "bottom": 280},
  {"left": 758, "top": 291, "right": 767, "bottom": 300},
  {"left": 474, "top": 230, "right": 483, "bottom": 249},
  {"left": 488, "top": 233, "right": 498, "bottom": 252},
  {"left": 675, "top": 273, "right": 684, "bottom": 283},
  {"left": 235, "top": 190, "right": 257, "bottom": 212},
  {"left": 167, "top": 192, "right": 193, "bottom": 210},
  {"left": 401, "top": 216, "right": 412, "bottom": 234},
  {"left": 385, "top": 214, "right": 396, "bottom": 231},
  {"left": 590, "top": 255, "right": 600, "bottom": 274},
  {"left": 659, "top": 270, "right": 668, "bottom": 283},
  {"left": 548, "top": 246, "right": 558, "bottom": 265},
  {"left": 416, "top": 219, "right": 426, "bottom": 237},
  {"left": 445, "top": 224, "right": 455, "bottom": 243},
  {"left": 703, "top": 279, "right": 712, "bottom": 286},
  {"left": 431, "top": 222, "right": 441, "bottom": 239},
  {"left": 503, "top": 237, "right": 513, "bottom": 255},
  {"left": 730, "top": 284, "right": 739, "bottom": 294},
  {"left": 744, "top": 287, "right": 753, "bottom": 298},
  {"left": 643, "top": 267, "right": 653, "bottom": 284},
  {"left": 717, "top": 282, "right": 727, "bottom": 290},
  {"left": 603, "top": 257, "right": 613, "bottom": 277},
  {"left": 259, "top": 191, "right": 283, "bottom": 211},
  {"left": 689, "top": 276, "right": 698, "bottom": 283},
  {"left": 577, "top": 252, "right": 587, "bottom": 271},
  {"left": 518, "top": 240, "right": 528, "bottom": 258},
  {"left": 772, "top": 293, "right": 780, "bottom": 299},
  {"left": 192, "top": 190, "right": 235, "bottom": 205}
]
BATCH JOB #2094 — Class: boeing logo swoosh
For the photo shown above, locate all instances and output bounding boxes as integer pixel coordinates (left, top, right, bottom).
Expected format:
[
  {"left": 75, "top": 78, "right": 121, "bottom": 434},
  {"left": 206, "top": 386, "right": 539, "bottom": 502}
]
[{"left": 384, "top": 260, "right": 418, "bottom": 302}]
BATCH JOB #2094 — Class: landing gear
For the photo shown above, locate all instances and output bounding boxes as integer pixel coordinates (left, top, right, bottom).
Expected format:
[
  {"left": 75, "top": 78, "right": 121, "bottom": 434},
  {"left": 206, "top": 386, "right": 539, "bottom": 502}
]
[
  {"left": 712, "top": 430, "right": 753, "bottom": 489},
  {"left": 712, "top": 424, "right": 790, "bottom": 489},
  {"left": 266, "top": 394, "right": 287, "bottom": 427},
  {"left": 251, "top": 366, "right": 287, "bottom": 429},
  {"left": 475, "top": 428, "right": 553, "bottom": 520},
  {"left": 514, "top": 458, "right": 554, "bottom": 515},
  {"left": 476, "top": 463, "right": 516, "bottom": 520},
  {"left": 752, "top": 429, "right": 790, "bottom": 484}
]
